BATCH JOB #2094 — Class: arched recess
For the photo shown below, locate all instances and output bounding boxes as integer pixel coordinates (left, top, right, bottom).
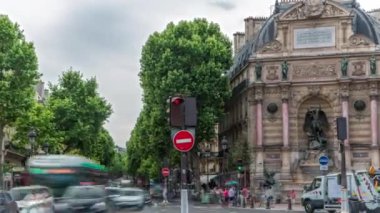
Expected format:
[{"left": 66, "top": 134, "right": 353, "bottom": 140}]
[{"left": 295, "top": 96, "right": 335, "bottom": 150}]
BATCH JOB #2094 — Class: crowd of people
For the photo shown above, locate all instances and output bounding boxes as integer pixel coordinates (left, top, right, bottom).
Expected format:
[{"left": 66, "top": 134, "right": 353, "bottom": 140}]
[{"left": 200, "top": 184, "right": 298, "bottom": 208}]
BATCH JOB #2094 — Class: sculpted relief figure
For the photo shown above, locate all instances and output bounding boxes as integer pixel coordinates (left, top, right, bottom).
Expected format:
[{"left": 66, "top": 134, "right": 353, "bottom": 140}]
[
  {"left": 303, "top": 0, "right": 325, "bottom": 18},
  {"left": 370, "top": 55, "right": 377, "bottom": 75},
  {"left": 341, "top": 57, "right": 348, "bottom": 77},
  {"left": 281, "top": 61, "right": 289, "bottom": 81},
  {"left": 255, "top": 62, "right": 262, "bottom": 81},
  {"left": 303, "top": 107, "right": 329, "bottom": 150}
]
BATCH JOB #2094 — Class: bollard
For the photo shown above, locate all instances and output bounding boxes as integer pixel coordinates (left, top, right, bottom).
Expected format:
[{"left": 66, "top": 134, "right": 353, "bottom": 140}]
[
  {"left": 266, "top": 198, "right": 270, "bottom": 209},
  {"left": 288, "top": 198, "right": 292, "bottom": 210},
  {"left": 250, "top": 197, "right": 254, "bottom": 208}
]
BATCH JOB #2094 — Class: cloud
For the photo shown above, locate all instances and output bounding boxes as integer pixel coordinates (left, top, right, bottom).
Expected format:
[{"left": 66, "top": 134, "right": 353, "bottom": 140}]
[{"left": 209, "top": 0, "right": 236, "bottom": 10}]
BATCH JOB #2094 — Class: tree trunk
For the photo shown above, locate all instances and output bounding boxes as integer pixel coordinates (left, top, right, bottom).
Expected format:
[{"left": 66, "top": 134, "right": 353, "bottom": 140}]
[
  {"left": 191, "top": 152, "right": 201, "bottom": 199},
  {"left": 0, "top": 124, "right": 5, "bottom": 190}
]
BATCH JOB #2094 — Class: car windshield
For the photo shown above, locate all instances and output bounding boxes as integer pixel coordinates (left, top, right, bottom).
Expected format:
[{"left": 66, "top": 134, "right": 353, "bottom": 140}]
[
  {"left": 64, "top": 186, "right": 105, "bottom": 199},
  {"left": 10, "top": 188, "right": 50, "bottom": 201},
  {"left": 122, "top": 190, "right": 142, "bottom": 196}
]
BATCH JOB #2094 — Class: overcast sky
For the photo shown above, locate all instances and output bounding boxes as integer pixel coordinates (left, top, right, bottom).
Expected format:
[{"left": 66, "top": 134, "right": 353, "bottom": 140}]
[{"left": 1, "top": 0, "right": 379, "bottom": 147}]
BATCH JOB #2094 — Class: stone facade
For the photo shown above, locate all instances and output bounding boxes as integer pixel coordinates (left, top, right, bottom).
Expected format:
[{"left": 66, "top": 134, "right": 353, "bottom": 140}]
[{"left": 221, "top": 0, "right": 380, "bottom": 198}]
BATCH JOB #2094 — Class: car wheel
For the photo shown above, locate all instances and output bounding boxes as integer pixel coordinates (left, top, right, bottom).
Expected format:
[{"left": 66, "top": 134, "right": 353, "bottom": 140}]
[
  {"left": 304, "top": 200, "right": 314, "bottom": 213},
  {"left": 137, "top": 204, "right": 144, "bottom": 211}
]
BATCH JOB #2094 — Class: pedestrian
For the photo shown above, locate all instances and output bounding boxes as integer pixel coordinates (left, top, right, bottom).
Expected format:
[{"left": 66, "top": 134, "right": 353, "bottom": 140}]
[
  {"left": 290, "top": 189, "right": 296, "bottom": 205},
  {"left": 223, "top": 188, "right": 228, "bottom": 206},
  {"left": 242, "top": 187, "right": 249, "bottom": 208},
  {"left": 228, "top": 187, "right": 235, "bottom": 207}
]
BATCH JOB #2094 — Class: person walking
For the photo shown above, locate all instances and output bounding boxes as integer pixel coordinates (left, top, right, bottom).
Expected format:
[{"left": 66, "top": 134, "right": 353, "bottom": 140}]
[
  {"left": 223, "top": 188, "right": 228, "bottom": 206},
  {"left": 242, "top": 187, "right": 249, "bottom": 208},
  {"left": 228, "top": 187, "right": 235, "bottom": 207}
]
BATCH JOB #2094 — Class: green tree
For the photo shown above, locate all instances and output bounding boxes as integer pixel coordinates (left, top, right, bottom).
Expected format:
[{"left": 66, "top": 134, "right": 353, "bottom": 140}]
[
  {"left": 89, "top": 127, "right": 115, "bottom": 166},
  {"left": 13, "top": 102, "right": 64, "bottom": 154},
  {"left": 127, "top": 18, "right": 232, "bottom": 177},
  {"left": 48, "top": 69, "right": 112, "bottom": 157},
  {"left": 0, "top": 15, "right": 39, "bottom": 184}
]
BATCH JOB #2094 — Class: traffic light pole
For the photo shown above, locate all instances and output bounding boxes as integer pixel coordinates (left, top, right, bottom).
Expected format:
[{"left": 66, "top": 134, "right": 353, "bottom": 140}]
[
  {"left": 181, "top": 152, "right": 188, "bottom": 213},
  {"left": 340, "top": 142, "right": 348, "bottom": 213}
]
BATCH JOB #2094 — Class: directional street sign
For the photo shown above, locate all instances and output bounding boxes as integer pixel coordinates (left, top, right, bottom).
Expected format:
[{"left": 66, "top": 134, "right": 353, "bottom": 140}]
[
  {"left": 172, "top": 130, "right": 195, "bottom": 152},
  {"left": 162, "top": 167, "right": 170, "bottom": 177}
]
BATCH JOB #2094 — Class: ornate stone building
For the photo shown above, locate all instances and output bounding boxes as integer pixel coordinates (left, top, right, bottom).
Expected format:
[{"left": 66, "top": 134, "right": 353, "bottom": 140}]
[{"left": 220, "top": 0, "right": 380, "bottom": 195}]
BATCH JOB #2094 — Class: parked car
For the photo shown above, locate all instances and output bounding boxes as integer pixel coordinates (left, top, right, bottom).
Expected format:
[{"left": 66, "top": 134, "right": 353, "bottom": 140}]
[
  {"left": 106, "top": 187, "right": 144, "bottom": 211},
  {"left": 143, "top": 190, "right": 152, "bottom": 205},
  {"left": 20, "top": 202, "right": 54, "bottom": 213},
  {"left": 56, "top": 185, "right": 107, "bottom": 213},
  {"left": 9, "top": 185, "right": 54, "bottom": 212},
  {"left": 0, "top": 191, "right": 17, "bottom": 213}
]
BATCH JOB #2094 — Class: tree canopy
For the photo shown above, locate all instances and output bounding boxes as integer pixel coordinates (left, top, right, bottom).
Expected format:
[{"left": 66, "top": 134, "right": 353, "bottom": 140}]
[
  {"left": 0, "top": 14, "right": 39, "bottom": 155},
  {"left": 48, "top": 69, "right": 113, "bottom": 155},
  {"left": 127, "top": 18, "right": 232, "bottom": 177}
]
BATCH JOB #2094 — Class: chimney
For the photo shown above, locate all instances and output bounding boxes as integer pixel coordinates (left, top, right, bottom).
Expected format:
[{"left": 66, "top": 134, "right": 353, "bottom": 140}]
[
  {"left": 233, "top": 32, "right": 245, "bottom": 54},
  {"left": 244, "top": 17, "right": 267, "bottom": 42}
]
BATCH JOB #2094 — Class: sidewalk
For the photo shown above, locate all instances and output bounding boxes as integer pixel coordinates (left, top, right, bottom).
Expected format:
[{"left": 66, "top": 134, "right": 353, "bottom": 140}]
[{"left": 193, "top": 202, "right": 305, "bottom": 212}]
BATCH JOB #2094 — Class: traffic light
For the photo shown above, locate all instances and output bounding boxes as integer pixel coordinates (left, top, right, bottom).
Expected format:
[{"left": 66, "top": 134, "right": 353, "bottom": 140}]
[
  {"left": 170, "top": 96, "right": 185, "bottom": 127},
  {"left": 169, "top": 96, "right": 197, "bottom": 127},
  {"left": 237, "top": 159, "right": 243, "bottom": 174}
]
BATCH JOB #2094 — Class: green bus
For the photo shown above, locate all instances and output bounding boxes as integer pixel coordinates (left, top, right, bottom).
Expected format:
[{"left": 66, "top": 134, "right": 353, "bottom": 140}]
[{"left": 26, "top": 155, "right": 108, "bottom": 197}]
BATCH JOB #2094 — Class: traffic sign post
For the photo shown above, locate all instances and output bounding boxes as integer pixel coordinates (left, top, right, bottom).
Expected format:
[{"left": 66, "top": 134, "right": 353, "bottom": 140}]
[{"left": 172, "top": 130, "right": 195, "bottom": 152}]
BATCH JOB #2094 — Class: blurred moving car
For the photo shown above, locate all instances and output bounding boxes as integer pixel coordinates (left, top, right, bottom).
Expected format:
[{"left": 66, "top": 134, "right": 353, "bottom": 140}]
[
  {"left": 56, "top": 185, "right": 107, "bottom": 213},
  {"left": 9, "top": 185, "right": 54, "bottom": 212},
  {"left": 20, "top": 202, "right": 54, "bottom": 213},
  {"left": 106, "top": 187, "right": 144, "bottom": 210},
  {"left": 149, "top": 184, "right": 163, "bottom": 198},
  {"left": 0, "top": 191, "right": 17, "bottom": 213}
]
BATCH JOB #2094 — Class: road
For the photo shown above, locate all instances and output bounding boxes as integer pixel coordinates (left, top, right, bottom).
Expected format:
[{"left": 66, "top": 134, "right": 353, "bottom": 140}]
[{"left": 117, "top": 203, "right": 306, "bottom": 213}]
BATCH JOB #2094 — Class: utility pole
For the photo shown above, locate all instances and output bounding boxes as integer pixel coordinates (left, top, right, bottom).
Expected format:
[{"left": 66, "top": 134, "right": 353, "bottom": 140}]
[
  {"left": 337, "top": 117, "right": 348, "bottom": 213},
  {"left": 169, "top": 96, "right": 197, "bottom": 213}
]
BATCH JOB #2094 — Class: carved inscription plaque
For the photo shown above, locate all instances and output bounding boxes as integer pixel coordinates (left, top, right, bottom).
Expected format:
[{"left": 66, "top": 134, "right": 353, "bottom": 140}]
[
  {"left": 293, "top": 63, "right": 337, "bottom": 79},
  {"left": 294, "top": 27, "right": 335, "bottom": 49}
]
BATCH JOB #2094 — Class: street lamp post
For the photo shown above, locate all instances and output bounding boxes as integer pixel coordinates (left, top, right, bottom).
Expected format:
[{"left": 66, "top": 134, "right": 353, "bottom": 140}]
[
  {"left": 43, "top": 143, "right": 49, "bottom": 155},
  {"left": 28, "top": 128, "right": 37, "bottom": 156},
  {"left": 204, "top": 146, "right": 211, "bottom": 190},
  {"left": 221, "top": 136, "right": 228, "bottom": 187}
]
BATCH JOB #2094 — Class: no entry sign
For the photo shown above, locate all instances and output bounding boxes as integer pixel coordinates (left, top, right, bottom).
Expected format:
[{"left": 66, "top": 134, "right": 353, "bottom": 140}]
[
  {"left": 172, "top": 130, "right": 195, "bottom": 152},
  {"left": 162, "top": 168, "right": 170, "bottom": 177}
]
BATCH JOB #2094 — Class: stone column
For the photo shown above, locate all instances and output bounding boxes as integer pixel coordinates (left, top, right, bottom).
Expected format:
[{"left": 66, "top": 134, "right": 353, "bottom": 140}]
[
  {"left": 370, "top": 95, "right": 378, "bottom": 147},
  {"left": 369, "top": 80, "right": 379, "bottom": 168},
  {"left": 340, "top": 81, "right": 351, "bottom": 169},
  {"left": 254, "top": 84, "right": 264, "bottom": 179},
  {"left": 281, "top": 84, "right": 291, "bottom": 180}
]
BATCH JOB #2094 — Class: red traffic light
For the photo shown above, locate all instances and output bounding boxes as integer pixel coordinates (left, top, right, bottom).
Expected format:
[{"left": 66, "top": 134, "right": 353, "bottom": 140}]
[{"left": 171, "top": 97, "right": 184, "bottom": 105}]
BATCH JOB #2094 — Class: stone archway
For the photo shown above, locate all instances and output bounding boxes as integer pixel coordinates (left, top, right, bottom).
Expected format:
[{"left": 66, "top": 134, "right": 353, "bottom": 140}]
[{"left": 296, "top": 96, "right": 336, "bottom": 180}]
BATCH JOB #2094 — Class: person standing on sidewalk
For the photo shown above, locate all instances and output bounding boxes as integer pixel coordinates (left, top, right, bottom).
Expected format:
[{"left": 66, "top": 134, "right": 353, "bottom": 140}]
[
  {"left": 289, "top": 189, "right": 296, "bottom": 205},
  {"left": 241, "top": 187, "right": 249, "bottom": 208},
  {"left": 223, "top": 188, "right": 228, "bottom": 206},
  {"left": 228, "top": 187, "right": 235, "bottom": 207}
]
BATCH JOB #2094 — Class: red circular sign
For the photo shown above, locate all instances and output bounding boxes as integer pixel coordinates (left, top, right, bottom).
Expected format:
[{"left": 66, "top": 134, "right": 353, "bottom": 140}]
[
  {"left": 172, "top": 130, "right": 195, "bottom": 152},
  {"left": 162, "top": 168, "right": 170, "bottom": 177}
]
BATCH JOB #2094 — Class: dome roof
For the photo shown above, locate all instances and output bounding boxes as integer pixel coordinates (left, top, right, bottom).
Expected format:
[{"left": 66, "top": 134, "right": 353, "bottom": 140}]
[{"left": 228, "top": 0, "right": 380, "bottom": 79}]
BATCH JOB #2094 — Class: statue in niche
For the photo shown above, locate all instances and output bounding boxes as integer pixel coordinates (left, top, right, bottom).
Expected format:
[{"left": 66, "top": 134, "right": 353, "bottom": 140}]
[
  {"left": 303, "top": 107, "right": 329, "bottom": 150},
  {"left": 255, "top": 62, "right": 262, "bottom": 81},
  {"left": 370, "top": 55, "right": 377, "bottom": 75},
  {"left": 341, "top": 57, "right": 348, "bottom": 77},
  {"left": 281, "top": 61, "right": 289, "bottom": 80},
  {"left": 263, "top": 169, "right": 276, "bottom": 188}
]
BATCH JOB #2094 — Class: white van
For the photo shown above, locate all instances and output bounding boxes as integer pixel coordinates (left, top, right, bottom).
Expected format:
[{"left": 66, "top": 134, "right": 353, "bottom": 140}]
[{"left": 301, "top": 171, "right": 380, "bottom": 213}]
